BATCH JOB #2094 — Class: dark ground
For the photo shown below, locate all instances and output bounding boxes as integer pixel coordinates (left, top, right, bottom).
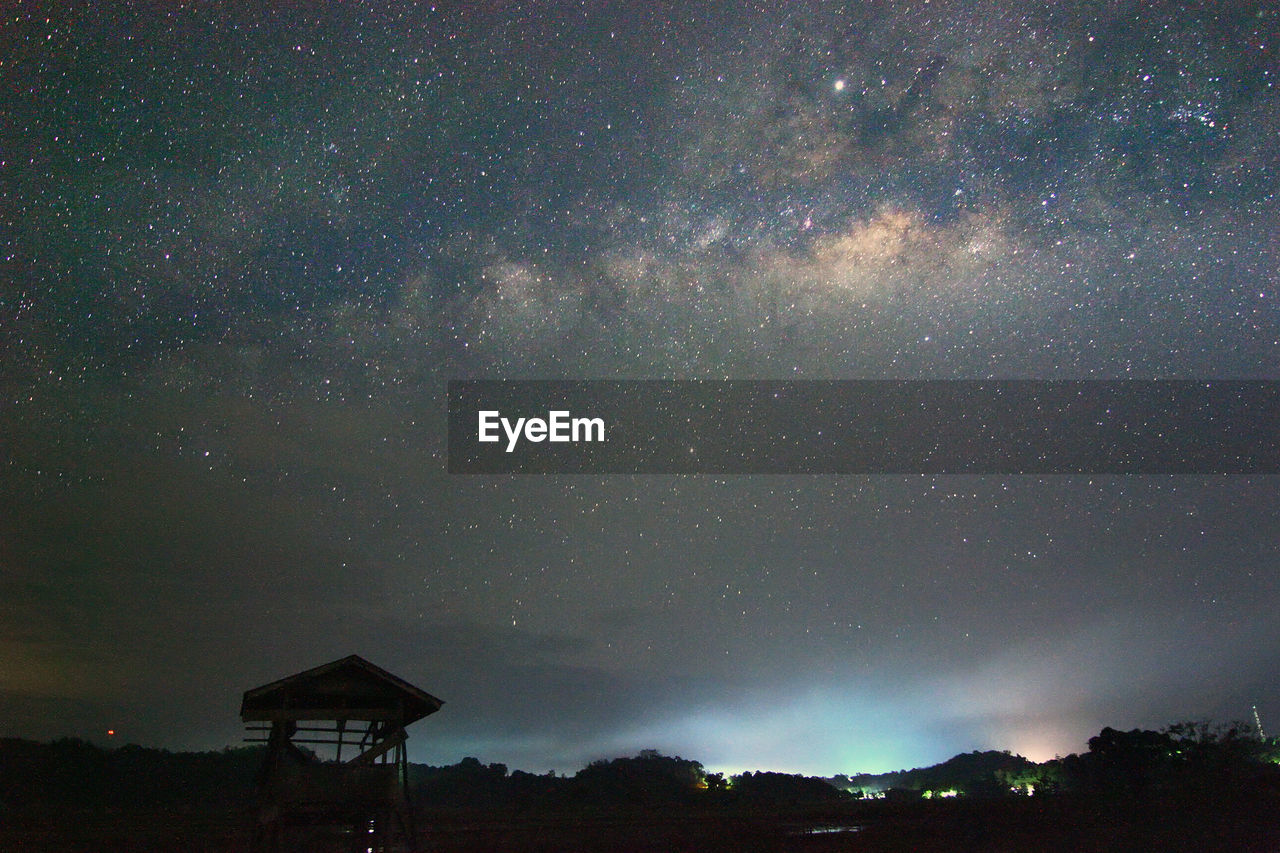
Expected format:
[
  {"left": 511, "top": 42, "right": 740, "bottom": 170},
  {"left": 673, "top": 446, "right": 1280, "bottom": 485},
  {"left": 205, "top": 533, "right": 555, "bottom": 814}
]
[{"left": 6, "top": 790, "right": 1280, "bottom": 853}]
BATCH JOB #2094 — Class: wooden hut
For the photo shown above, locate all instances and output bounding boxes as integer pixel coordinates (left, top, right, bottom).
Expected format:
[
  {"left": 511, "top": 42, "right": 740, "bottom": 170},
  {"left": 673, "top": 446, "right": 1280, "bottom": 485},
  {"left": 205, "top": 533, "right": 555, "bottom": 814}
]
[{"left": 242, "top": 655, "right": 443, "bottom": 853}]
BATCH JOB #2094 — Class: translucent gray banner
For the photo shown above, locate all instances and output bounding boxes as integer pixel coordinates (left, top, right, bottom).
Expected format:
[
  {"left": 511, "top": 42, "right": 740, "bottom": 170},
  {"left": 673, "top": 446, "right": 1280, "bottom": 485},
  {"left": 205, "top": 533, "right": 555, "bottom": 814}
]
[{"left": 447, "top": 381, "right": 1280, "bottom": 474}]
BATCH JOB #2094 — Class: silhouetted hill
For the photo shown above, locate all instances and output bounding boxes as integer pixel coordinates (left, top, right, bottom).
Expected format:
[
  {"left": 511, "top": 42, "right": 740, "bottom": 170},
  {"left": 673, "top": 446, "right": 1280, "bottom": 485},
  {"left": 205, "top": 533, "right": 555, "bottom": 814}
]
[
  {"left": 410, "top": 750, "right": 846, "bottom": 810},
  {"left": 572, "top": 751, "right": 707, "bottom": 804},
  {"left": 0, "top": 737, "right": 262, "bottom": 814},
  {"left": 731, "top": 769, "right": 848, "bottom": 804},
  {"left": 837, "top": 749, "right": 1037, "bottom": 797}
]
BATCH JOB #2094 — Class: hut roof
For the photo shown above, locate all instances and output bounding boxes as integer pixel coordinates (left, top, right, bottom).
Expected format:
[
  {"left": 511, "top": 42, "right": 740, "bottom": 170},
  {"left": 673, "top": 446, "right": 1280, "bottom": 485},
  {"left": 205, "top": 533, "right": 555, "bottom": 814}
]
[{"left": 241, "top": 655, "right": 443, "bottom": 725}]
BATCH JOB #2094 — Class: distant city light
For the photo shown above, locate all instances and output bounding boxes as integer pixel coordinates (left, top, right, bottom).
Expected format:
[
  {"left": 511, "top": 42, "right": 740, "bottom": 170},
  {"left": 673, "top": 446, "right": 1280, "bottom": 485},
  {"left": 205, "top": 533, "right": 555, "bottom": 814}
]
[{"left": 923, "top": 788, "right": 959, "bottom": 799}]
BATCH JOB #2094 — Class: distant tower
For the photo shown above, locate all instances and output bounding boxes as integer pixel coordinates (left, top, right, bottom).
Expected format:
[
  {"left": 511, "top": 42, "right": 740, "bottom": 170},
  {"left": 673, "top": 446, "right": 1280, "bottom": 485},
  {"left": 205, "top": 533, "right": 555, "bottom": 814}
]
[
  {"left": 1253, "top": 704, "right": 1266, "bottom": 741},
  {"left": 242, "top": 655, "right": 443, "bottom": 853}
]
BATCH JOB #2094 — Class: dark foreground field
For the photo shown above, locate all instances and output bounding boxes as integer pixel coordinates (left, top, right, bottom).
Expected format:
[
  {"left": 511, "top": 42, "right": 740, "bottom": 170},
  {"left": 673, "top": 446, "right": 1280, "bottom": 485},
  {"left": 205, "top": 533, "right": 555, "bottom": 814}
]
[
  {"left": 6, "top": 735, "right": 1280, "bottom": 851},
  {"left": 6, "top": 790, "right": 1280, "bottom": 853}
]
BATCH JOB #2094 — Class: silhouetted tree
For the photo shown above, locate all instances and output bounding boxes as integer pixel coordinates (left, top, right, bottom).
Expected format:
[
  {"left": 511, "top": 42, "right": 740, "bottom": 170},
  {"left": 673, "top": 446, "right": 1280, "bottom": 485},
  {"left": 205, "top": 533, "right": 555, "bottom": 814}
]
[
  {"left": 573, "top": 752, "right": 705, "bottom": 804},
  {"left": 729, "top": 771, "right": 846, "bottom": 804},
  {"left": 1075, "top": 726, "right": 1175, "bottom": 797}
]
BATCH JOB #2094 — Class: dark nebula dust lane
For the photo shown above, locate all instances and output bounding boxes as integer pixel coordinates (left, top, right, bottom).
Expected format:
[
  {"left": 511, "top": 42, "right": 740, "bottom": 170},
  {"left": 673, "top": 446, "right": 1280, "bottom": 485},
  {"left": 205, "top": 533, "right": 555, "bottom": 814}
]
[{"left": 2, "top": 1, "right": 1278, "bottom": 774}]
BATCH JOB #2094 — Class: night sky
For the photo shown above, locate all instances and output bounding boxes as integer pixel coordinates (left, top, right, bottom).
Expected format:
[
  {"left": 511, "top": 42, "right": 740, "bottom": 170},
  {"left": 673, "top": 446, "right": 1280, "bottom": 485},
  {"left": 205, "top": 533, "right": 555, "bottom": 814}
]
[{"left": 3, "top": 1, "right": 1280, "bottom": 776}]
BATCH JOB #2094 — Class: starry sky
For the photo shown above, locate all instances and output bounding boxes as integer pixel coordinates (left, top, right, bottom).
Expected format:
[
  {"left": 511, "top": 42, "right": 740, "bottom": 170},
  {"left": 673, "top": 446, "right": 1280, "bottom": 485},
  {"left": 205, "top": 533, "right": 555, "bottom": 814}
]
[{"left": 3, "top": 0, "right": 1279, "bottom": 775}]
